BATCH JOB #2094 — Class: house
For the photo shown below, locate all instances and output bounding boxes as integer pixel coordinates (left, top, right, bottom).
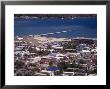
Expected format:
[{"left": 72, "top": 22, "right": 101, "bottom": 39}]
[
  {"left": 41, "top": 70, "right": 54, "bottom": 76},
  {"left": 62, "top": 72, "right": 74, "bottom": 76},
  {"left": 80, "top": 50, "right": 91, "bottom": 58},
  {"left": 66, "top": 52, "right": 81, "bottom": 58},
  {"left": 77, "top": 44, "right": 87, "bottom": 52},
  {"left": 29, "top": 56, "right": 41, "bottom": 63}
]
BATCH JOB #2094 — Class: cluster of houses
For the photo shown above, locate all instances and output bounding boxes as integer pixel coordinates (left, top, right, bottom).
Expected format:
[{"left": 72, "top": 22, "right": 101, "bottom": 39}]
[{"left": 14, "top": 36, "right": 97, "bottom": 76}]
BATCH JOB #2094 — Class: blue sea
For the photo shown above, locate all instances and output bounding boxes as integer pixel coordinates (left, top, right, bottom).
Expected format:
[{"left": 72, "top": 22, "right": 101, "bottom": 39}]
[{"left": 14, "top": 17, "right": 97, "bottom": 38}]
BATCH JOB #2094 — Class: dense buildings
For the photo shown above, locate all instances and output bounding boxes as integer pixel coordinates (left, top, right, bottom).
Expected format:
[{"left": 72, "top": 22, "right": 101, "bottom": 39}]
[{"left": 14, "top": 35, "right": 97, "bottom": 76}]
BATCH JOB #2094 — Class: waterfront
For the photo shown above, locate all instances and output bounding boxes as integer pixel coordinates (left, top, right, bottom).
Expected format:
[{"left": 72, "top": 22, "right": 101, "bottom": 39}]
[
  {"left": 14, "top": 14, "right": 97, "bottom": 76},
  {"left": 14, "top": 35, "right": 97, "bottom": 76}
]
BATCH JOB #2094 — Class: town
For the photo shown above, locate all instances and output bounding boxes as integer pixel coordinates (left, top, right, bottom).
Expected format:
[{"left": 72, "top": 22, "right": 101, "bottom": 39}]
[{"left": 14, "top": 35, "right": 97, "bottom": 76}]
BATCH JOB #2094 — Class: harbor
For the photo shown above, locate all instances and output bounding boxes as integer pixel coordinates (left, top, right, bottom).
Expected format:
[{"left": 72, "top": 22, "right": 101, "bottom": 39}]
[{"left": 14, "top": 14, "right": 97, "bottom": 76}]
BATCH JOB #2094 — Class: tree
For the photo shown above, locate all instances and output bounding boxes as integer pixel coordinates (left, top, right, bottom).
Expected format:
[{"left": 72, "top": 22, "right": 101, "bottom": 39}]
[
  {"left": 79, "top": 59, "right": 85, "bottom": 64},
  {"left": 58, "top": 61, "right": 67, "bottom": 70},
  {"left": 14, "top": 60, "right": 25, "bottom": 69}
]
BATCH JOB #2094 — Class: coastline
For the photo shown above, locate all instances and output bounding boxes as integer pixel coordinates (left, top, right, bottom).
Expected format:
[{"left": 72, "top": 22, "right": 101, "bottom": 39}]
[
  {"left": 15, "top": 35, "right": 97, "bottom": 47},
  {"left": 15, "top": 34, "right": 97, "bottom": 40},
  {"left": 14, "top": 14, "right": 97, "bottom": 76}
]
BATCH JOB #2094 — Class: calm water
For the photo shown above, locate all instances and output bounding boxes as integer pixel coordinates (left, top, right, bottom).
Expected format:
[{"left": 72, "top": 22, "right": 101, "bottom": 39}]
[{"left": 14, "top": 17, "right": 97, "bottom": 38}]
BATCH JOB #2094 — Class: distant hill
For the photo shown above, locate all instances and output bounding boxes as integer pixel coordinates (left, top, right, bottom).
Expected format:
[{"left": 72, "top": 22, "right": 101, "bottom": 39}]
[{"left": 14, "top": 14, "right": 96, "bottom": 19}]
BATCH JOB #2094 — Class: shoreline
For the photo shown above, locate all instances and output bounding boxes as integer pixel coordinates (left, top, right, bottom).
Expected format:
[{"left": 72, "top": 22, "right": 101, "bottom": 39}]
[
  {"left": 15, "top": 34, "right": 97, "bottom": 40},
  {"left": 15, "top": 35, "right": 97, "bottom": 45}
]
